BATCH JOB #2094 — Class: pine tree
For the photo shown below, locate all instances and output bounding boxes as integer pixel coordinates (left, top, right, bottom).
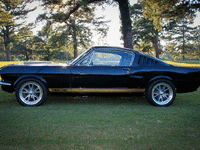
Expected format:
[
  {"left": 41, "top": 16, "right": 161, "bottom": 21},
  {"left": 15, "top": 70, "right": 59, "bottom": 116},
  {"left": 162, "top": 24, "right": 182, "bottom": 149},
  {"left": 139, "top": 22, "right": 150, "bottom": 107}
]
[
  {"left": 131, "top": 3, "right": 162, "bottom": 58},
  {"left": 12, "top": 23, "right": 35, "bottom": 60},
  {"left": 38, "top": 1, "right": 109, "bottom": 58},
  {"left": 192, "top": 26, "right": 200, "bottom": 59},
  {"left": 164, "top": 16, "right": 195, "bottom": 60},
  {"left": 36, "top": 22, "right": 57, "bottom": 61},
  {"left": 0, "top": 0, "right": 36, "bottom": 60},
  {"left": 41, "top": 0, "right": 133, "bottom": 49},
  {"left": 142, "top": 0, "right": 199, "bottom": 31}
]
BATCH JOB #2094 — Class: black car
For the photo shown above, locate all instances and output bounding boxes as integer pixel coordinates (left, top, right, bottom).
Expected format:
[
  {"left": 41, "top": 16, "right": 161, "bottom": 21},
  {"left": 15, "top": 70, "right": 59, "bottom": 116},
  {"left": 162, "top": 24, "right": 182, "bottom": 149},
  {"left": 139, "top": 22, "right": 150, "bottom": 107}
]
[{"left": 0, "top": 46, "right": 200, "bottom": 106}]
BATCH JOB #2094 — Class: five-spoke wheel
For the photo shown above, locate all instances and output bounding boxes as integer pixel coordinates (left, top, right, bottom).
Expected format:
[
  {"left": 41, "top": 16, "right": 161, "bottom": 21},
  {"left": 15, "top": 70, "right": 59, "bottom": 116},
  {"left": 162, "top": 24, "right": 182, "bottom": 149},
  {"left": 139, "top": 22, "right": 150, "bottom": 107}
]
[
  {"left": 146, "top": 79, "right": 176, "bottom": 106},
  {"left": 15, "top": 78, "right": 47, "bottom": 106}
]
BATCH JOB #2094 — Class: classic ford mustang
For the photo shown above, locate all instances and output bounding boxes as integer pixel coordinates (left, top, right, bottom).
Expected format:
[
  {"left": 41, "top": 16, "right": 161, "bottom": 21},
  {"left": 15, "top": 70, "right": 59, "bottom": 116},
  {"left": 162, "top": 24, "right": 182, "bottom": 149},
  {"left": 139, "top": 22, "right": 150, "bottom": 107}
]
[{"left": 0, "top": 46, "right": 200, "bottom": 106}]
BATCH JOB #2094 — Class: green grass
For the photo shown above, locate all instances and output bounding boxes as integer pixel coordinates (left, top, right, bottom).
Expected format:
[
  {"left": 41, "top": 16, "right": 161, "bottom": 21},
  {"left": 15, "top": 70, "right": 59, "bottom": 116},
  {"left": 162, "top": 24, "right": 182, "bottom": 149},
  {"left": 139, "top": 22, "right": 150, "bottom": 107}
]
[
  {"left": 0, "top": 89, "right": 200, "bottom": 150},
  {"left": 174, "top": 60, "right": 200, "bottom": 64}
]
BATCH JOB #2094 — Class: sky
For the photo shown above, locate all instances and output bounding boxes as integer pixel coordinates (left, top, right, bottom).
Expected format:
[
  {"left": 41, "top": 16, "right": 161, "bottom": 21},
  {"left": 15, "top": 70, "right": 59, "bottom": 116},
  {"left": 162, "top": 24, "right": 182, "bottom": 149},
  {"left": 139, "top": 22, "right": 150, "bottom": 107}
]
[{"left": 26, "top": 0, "right": 200, "bottom": 48}]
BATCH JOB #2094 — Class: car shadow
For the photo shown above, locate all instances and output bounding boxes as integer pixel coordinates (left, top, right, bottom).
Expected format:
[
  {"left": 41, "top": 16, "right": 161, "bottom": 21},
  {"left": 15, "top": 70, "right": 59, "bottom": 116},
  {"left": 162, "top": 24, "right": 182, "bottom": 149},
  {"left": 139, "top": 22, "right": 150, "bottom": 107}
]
[{"left": 45, "top": 93, "right": 148, "bottom": 106}]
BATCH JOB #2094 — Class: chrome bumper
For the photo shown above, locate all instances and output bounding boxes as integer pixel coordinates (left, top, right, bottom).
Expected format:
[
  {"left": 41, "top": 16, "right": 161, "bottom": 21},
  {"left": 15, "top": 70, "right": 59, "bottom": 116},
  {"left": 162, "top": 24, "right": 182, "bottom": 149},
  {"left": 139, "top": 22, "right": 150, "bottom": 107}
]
[{"left": 0, "top": 81, "right": 12, "bottom": 86}]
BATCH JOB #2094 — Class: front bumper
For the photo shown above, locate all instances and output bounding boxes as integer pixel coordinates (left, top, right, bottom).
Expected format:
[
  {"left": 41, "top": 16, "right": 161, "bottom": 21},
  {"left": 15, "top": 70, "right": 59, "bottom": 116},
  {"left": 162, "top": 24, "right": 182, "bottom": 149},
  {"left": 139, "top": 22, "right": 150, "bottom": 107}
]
[
  {"left": 0, "top": 80, "right": 13, "bottom": 93},
  {"left": 0, "top": 81, "right": 12, "bottom": 86}
]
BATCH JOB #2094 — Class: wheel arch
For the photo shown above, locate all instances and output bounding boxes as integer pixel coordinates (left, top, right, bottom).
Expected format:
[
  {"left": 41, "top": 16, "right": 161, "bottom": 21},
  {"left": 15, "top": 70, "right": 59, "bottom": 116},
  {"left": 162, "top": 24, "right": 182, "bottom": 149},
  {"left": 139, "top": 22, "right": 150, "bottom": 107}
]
[
  {"left": 14, "top": 75, "right": 47, "bottom": 88},
  {"left": 148, "top": 76, "right": 173, "bottom": 86}
]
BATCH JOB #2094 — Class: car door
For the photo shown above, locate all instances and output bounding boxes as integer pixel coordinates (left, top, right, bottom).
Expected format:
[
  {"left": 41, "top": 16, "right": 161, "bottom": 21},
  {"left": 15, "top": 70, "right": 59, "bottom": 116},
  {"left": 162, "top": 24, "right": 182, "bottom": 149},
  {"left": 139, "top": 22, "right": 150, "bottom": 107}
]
[{"left": 69, "top": 48, "right": 135, "bottom": 88}]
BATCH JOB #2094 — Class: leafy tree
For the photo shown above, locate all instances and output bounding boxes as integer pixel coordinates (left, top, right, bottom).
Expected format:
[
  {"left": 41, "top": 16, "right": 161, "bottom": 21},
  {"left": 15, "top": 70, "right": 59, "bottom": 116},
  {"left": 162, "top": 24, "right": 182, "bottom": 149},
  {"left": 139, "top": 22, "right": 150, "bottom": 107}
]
[
  {"left": 0, "top": 36, "right": 4, "bottom": 60},
  {"left": 38, "top": 1, "right": 109, "bottom": 58},
  {"left": 35, "top": 22, "right": 57, "bottom": 60},
  {"left": 11, "top": 23, "right": 35, "bottom": 60},
  {"left": 142, "top": 0, "right": 200, "bottom": 30},
  {"left": 0, "top": 0, "right": 36, "bottom": 60},
  {"left": 192, "top": 25, "right": 200, "bottom": 58},
  {"left": 164, "top": 16, "right": 195, "bottom": 60},
  {"left": 35, "top": 22, "right": 72, "bottom": 60},
  {"left": 131, "top": 3, "right": 162, "bottom": 58},
  {"left": 41, "top": 0, "right": 133, "bottom": 49}
]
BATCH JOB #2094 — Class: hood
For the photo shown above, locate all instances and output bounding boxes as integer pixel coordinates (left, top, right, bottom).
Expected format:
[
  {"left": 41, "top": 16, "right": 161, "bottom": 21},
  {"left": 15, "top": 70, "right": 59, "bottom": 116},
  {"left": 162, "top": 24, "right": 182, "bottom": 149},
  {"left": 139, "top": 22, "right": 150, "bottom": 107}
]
[
  {"left": 20, "top": 61, "right": 68, "bottom": 66},
  {"left": 0, "top": 61, "right": 69, "bottom": 74}
]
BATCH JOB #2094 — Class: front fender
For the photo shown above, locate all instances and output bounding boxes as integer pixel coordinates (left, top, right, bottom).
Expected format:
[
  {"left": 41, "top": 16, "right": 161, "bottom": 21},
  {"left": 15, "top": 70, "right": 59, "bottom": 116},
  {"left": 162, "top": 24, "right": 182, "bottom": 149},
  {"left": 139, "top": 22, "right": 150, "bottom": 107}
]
[{"left": 14, "top": 75, "right": 47, "bottom": 87}]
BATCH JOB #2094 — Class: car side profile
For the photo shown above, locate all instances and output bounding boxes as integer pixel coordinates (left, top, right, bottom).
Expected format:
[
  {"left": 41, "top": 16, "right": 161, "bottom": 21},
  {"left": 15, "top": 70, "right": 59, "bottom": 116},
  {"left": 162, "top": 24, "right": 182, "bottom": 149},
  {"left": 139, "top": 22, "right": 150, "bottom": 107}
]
[{"left": 0, "top": 46, "right": 200, "bottom": 106}]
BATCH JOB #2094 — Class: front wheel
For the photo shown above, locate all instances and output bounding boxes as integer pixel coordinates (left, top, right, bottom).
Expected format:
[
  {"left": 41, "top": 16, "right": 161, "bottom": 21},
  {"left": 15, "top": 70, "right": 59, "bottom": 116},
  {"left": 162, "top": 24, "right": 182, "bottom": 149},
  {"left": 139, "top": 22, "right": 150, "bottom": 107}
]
[
  {"left": 15, "top": 78, "right": 48, "bottom": 106},
  {"left": 146, "top": 79, "right": 176, "bottom": 106}
]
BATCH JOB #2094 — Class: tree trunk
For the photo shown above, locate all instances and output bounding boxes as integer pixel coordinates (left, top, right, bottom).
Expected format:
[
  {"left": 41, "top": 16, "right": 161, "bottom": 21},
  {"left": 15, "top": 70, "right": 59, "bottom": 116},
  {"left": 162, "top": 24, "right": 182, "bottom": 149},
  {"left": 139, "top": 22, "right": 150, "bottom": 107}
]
[
  {"left": 198, "top": 43, "right": 200, "bottom": 58},
  {"left": 4, "top": 43, "right": 11, "bottom": 61},
  {"left": 72, "top": 21, "right": 78, "bottom": 58},
  {"left": 4, "top": 26, "right": 11, "bottom": 61},
  {"left": 25, "top": 41, "right": 29, "bottom": 61},
  {"left": 182, "top": 25, "right": 185, "bottom": 61},
  {"left": 154, "top": 38, "right": 160, "bottom": 58},
  {"left": 117, "top": 0, "right": 133, "bottom": 49},
  {"left": 25, "top": 48, "right": 29, "bottom": 61},
  {"left": 47, "top": 48, "right": 51, "bottom": 61},
  {"left": 182, "top": 37, "right": 185, "bottom": 61}
]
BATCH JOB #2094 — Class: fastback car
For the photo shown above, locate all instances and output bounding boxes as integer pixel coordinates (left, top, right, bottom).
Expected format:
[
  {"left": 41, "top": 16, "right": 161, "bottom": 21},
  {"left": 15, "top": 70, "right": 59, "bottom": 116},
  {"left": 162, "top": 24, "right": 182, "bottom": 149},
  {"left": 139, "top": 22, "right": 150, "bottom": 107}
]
[{"left": 0, "top": 46, "right": 200, "bottom": 106}]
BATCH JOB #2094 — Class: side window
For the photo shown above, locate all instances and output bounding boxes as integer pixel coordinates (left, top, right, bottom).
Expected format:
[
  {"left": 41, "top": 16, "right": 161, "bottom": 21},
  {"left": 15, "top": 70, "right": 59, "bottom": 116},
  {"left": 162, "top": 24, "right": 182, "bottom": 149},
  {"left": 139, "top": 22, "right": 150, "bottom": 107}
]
[
  {"left": 91, "top": 51, "right": 121, "bottom": 66},
  {"left": 77, "top": 50, "right": 134, "bottom": 67},
  {"left": 90, "top": 50, "right": 134, "bottom": 66}
]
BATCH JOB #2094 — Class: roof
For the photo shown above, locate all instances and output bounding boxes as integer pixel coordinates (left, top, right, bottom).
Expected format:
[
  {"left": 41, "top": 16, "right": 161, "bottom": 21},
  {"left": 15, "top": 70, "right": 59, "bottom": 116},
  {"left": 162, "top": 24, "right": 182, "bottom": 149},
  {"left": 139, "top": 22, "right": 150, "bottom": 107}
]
[{"left": 91, "top": 46, "right": 139, "bottom": 53}]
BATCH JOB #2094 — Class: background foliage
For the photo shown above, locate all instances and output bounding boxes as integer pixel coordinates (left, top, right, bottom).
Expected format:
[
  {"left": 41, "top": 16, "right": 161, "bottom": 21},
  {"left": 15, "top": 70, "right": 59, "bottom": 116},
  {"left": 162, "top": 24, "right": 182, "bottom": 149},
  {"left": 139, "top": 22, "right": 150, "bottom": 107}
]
[{"left": 0, "top": 0, "right": 199, "bottom": 61}]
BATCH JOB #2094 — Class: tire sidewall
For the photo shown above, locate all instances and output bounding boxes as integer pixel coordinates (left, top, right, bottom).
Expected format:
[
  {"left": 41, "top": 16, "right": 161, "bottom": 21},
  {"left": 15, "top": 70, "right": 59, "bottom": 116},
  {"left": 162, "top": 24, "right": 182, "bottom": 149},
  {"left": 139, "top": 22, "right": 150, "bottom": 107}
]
[
  {"left": 15, "top": 78, "right": 48, "bottom": 106},
  {"left": 146, "top": 79, "right": 176, "bottom": 107}
]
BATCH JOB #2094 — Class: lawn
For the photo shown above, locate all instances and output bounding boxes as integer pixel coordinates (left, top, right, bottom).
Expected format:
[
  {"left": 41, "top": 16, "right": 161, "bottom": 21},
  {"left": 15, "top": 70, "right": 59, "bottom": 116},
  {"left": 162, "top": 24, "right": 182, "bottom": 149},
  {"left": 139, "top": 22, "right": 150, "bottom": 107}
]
[
  {"left": 0, "top": 88, "right": 200, "bottom": 149},
  {"left": 0, "top": 61, "right": 23, "bottom": 68},
  {"left": 164, "top": 60, "right": 200, "bottom": 68}
]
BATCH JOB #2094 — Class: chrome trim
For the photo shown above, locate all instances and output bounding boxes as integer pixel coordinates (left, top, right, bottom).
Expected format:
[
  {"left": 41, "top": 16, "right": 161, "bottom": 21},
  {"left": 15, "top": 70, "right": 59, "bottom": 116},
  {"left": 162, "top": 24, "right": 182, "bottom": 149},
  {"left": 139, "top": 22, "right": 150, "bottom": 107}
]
[
  {"left": 0, "top": 81, "right": 12, "bottom": 86},
  {"left": 49, "top": 88, "right": 146, "bottom": 93}
]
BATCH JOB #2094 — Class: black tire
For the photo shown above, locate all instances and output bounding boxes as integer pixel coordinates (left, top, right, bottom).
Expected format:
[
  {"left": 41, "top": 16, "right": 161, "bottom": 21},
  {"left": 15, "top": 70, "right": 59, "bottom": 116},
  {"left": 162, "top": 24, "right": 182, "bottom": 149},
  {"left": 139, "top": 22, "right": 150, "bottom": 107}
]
[
  {"left": 146, "top": 79, "right": 176, "bottom": 106},
  {"left": 15, "top": 78, "right": 48, "bottom": 106}
]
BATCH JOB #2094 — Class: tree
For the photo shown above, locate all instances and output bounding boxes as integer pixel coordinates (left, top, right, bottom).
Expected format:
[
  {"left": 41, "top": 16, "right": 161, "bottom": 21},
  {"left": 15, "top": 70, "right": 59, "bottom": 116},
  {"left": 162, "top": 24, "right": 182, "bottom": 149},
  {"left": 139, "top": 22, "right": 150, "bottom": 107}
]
[
  {"left": 41, "top": 0, "right": 133, "bottom": 49},
  {"left": 38, "top": 0, "right": 109, "bottom": 58},
  {"left": 35, "top": 22, "right": 58, "bottom": 60},
  {"left": 11, "top": 23, "right": 35, "bottom": 60},
  {"left": 131, "top": 3, "right": 162, "bottom": 58},
  {"left": 0, "top": 36, "right": 4, "bottom": 60},
  {"left": 0, "top": 0, "right": 36, "bottom": 60},
  {"left": 142, "top": 0, "right": 200, "bottom": 30},
  {"left": 192, "top": 25, "right": 200, "bottom": 58},
  {"left": 164, "top": 16, "right": 195, "bottom": 61}
]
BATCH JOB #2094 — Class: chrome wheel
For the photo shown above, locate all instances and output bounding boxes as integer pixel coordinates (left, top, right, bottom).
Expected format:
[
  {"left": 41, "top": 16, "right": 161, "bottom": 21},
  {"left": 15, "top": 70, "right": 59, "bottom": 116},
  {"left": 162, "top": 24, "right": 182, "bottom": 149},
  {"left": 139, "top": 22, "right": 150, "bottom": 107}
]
[
  {"left": 151, "top": 82, "right": 173, "bottom": 105},
  {"left": 146, "top": 79, "right": 176, "bottom": 106},
  {"left": 19, "top": 81, "right": 43, "bottom": 105}
]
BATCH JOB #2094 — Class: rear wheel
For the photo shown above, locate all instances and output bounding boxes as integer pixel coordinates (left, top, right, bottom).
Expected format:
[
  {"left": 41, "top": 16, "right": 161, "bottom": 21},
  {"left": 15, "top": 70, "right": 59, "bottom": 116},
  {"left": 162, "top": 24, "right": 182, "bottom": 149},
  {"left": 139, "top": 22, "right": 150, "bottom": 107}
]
[
  {"left": 146, "top": 79, "right": 176, "bottom": 106},
  {"left": 15, "top": 78, "right": 48, "bottom": 106}
]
